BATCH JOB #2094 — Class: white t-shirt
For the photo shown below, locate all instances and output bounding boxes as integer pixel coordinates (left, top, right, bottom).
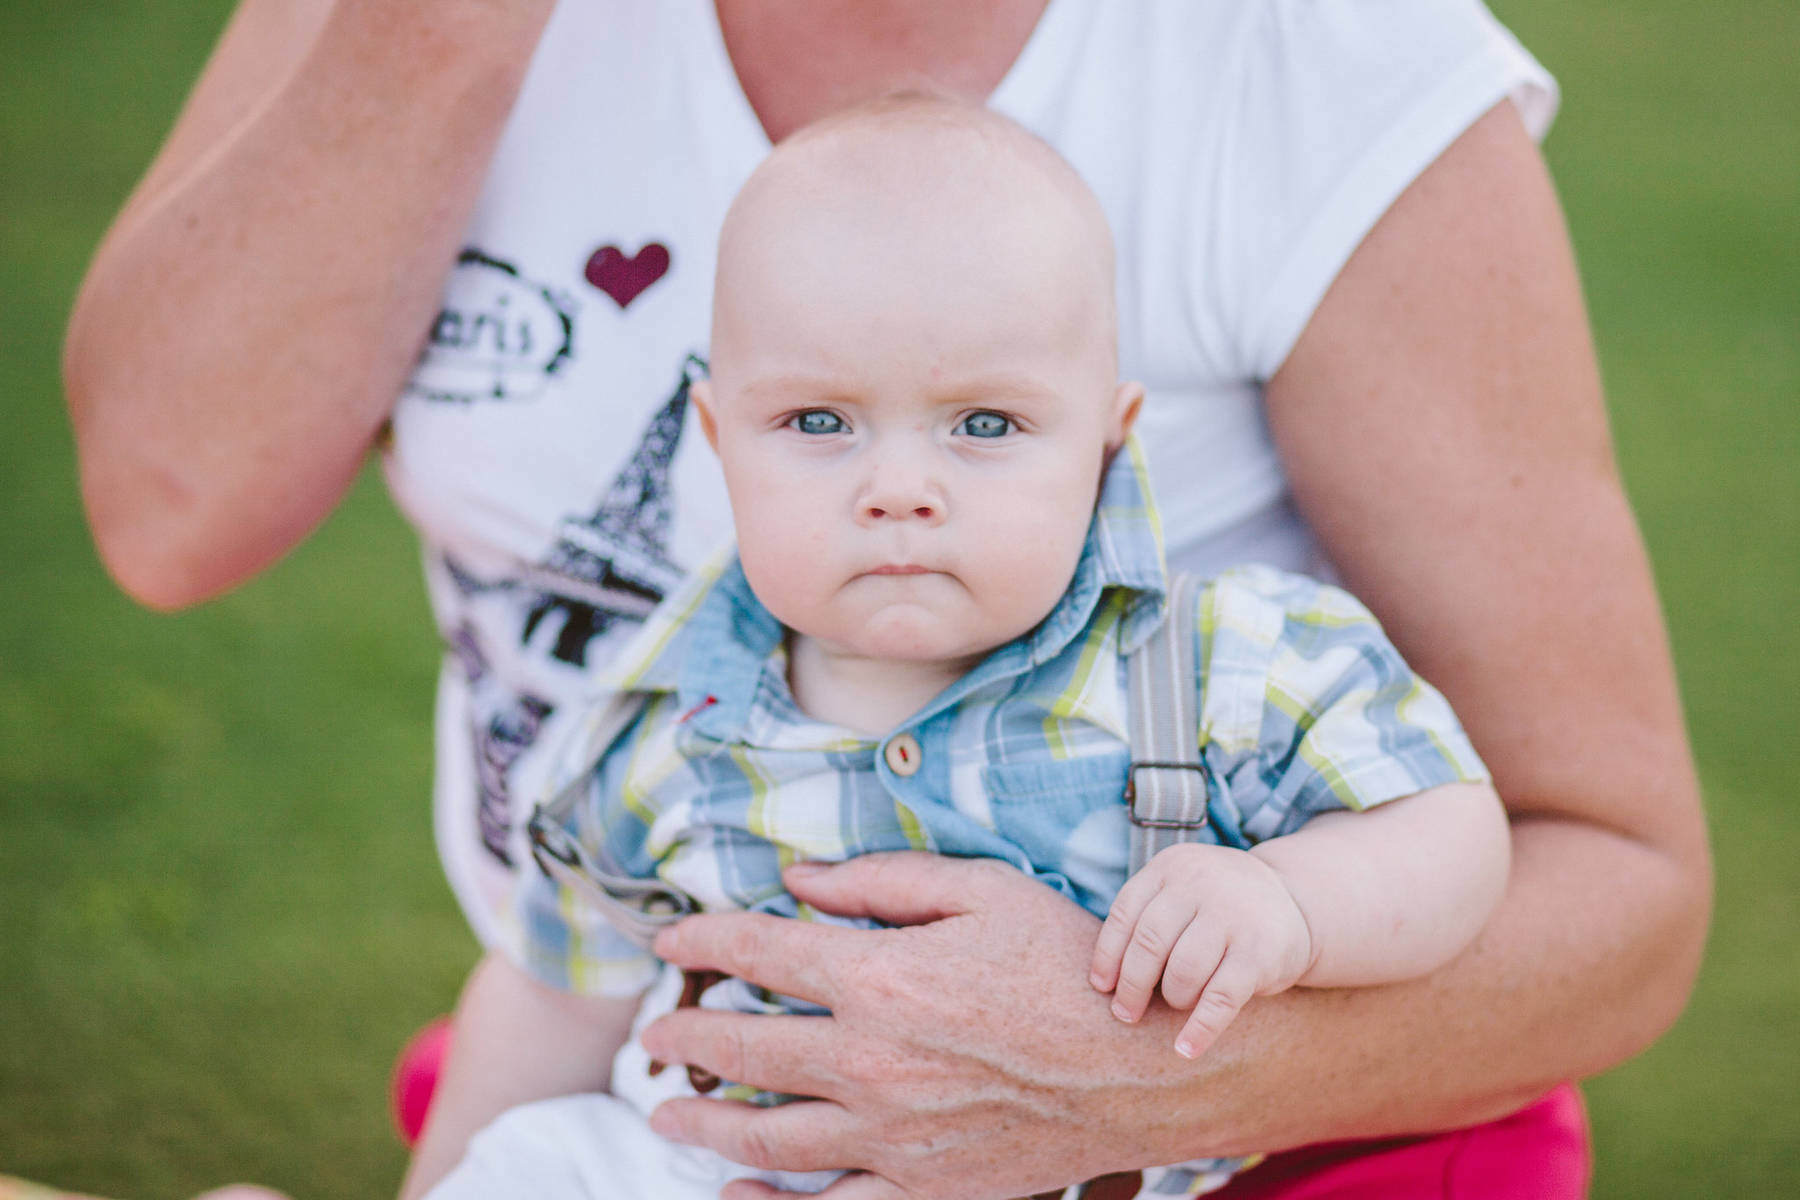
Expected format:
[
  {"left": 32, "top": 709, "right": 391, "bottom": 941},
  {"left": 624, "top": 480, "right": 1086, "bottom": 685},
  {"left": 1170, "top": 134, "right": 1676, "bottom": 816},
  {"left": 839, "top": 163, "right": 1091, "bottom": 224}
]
[{"left": 381, "top": 0, "right": 1556, "bottom": 945}]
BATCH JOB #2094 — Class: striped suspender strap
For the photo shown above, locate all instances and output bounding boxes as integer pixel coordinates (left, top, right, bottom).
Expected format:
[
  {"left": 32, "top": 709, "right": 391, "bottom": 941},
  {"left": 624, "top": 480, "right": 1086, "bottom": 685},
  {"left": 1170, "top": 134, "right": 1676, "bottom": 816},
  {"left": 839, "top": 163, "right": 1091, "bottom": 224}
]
[{"left": 1125, "top": 572, "right": 1210, "bottom": 873}]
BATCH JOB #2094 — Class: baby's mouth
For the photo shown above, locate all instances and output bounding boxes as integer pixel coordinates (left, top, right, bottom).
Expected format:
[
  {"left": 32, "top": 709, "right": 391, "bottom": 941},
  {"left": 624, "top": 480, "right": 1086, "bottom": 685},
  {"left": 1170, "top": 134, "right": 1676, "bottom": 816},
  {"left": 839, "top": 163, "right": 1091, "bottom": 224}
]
[{"left": 866, "top": 564, "right": 933, "bottom": 576}]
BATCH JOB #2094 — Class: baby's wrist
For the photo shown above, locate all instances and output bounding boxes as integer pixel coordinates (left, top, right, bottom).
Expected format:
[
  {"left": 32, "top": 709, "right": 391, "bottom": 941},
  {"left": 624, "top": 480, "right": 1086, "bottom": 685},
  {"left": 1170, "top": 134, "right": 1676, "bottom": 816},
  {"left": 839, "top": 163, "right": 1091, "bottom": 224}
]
[{"left": 1255, "top": 854, "right": 1320, "bottom": 985}]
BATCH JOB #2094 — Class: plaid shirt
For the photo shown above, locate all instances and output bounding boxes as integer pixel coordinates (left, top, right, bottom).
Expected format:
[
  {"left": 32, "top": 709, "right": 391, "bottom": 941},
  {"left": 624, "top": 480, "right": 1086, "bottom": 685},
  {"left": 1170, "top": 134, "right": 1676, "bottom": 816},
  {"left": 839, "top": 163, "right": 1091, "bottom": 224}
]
[{"left": 512, "top": 439, "right": 1488, "bottom": 999}]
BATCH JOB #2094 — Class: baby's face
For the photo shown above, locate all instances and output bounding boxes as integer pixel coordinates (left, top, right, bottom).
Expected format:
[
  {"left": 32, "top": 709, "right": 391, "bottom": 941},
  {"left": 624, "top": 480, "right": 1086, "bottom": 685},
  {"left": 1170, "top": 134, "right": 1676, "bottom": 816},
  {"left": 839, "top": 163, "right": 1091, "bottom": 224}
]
[{"left": 698, "top": 129, "right": 1138, "bottom": 670}]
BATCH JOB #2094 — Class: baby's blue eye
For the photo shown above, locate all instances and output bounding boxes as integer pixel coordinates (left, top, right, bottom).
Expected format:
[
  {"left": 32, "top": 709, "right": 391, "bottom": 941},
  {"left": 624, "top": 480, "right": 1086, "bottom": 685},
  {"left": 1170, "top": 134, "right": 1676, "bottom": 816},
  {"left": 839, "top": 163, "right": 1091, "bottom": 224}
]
[
  {"left": 960, "top": 411, "right": 1011, "bottom": 438},
  {"left": 793, "top": 410, "right": 845, "bottom": 435}
]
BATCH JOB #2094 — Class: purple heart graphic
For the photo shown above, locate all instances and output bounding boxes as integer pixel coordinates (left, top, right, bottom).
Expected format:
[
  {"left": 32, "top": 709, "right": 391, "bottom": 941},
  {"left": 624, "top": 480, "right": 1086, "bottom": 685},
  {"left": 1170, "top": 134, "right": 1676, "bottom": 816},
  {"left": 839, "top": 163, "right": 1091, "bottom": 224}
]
[{"left": 585, "top": 242, "right": 671, "bottom": 309}]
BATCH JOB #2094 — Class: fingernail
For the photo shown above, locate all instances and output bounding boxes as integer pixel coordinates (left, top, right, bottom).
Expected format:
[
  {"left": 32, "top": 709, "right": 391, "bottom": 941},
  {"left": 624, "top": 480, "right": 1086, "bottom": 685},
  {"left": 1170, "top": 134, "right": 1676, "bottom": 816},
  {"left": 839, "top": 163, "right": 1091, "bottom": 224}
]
[
  {"left": 1111, "top": 1002, "right": 1135, "bottom": 1023},
  {"left": 1088, "top": 971, "right": 1108, "bottom": 991},
  {"left": 1175, "top": 1038, "right": 1198, "bottom": 1059},
  {"left": 649, "top": 1107, "right": 680, "bottom": 1138}
]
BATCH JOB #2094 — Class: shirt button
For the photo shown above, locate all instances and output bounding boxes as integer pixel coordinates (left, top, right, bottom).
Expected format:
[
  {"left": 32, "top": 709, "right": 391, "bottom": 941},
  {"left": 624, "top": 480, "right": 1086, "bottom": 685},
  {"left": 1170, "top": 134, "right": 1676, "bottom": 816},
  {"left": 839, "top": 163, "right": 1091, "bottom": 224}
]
[{"left": 884, "top": 733, "right": 923, "bottom": 777}]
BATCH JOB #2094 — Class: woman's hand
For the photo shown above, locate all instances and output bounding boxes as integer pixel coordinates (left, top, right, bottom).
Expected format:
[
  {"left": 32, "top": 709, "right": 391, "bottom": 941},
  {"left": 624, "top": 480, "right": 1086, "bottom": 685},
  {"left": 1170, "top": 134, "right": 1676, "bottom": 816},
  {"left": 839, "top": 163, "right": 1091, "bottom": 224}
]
[
  {"left": 641, "top": 854, "right": 1138, "bottom": 1199},
  {"left": 643, "top": 853, "right": 1228, "bottom": 1200}
]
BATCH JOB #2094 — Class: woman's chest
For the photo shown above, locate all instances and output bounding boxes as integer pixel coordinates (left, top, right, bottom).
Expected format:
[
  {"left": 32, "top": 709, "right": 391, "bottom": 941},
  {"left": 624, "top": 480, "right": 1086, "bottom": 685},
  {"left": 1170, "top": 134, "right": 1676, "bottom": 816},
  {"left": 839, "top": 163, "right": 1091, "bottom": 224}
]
[{"left": 713, "top": 0, "right": 1051, "bottom": 141}]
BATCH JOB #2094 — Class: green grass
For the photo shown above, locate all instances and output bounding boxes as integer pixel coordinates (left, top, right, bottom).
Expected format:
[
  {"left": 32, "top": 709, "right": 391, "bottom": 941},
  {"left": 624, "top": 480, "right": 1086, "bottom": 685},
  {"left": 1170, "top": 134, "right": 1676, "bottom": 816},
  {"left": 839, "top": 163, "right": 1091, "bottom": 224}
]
[{"left": 2, "top": 2, "right": 1795, "bottom": 1196}]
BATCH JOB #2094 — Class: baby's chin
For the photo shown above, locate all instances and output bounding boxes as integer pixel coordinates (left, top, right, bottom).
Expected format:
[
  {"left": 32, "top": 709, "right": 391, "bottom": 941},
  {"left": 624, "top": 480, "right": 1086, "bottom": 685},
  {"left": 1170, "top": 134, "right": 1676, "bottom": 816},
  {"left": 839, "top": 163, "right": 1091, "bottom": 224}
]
[{"left": 839, "top": 605, "right": 1025, "bottom": 668}]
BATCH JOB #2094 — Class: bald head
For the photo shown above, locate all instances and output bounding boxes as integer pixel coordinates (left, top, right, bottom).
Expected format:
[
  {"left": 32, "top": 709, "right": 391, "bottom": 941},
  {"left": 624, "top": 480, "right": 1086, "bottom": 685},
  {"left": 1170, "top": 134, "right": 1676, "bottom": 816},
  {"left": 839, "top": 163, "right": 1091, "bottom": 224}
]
[
  {"left": 692, "top": 94, "right": 1144, "bottom": 670},
  {"left": 710, "top": 92, "right": 1120, "bottom": 385}
]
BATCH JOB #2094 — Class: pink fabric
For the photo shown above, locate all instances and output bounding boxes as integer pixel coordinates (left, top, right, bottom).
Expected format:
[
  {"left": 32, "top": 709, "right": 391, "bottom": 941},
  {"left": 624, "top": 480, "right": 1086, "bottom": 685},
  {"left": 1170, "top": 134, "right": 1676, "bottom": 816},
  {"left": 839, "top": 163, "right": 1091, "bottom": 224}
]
[
  {"left": 392, "top": 1016, "right": 454, "bottom": 1146},
  {"left": 1210, "top": 1085, "right": 1591, "bottom": 1199},
  {"left": 392, "top": 1019, "right": 1590, "bottom": 1196}
]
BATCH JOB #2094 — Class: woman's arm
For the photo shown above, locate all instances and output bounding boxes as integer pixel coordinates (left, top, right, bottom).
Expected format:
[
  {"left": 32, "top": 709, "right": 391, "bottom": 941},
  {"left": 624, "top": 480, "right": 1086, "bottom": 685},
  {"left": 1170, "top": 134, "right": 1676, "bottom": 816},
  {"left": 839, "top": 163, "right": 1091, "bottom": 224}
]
[
  {"left": 629, "top": 102, "right": 1710, "bottom": 1199},
  {"left": 63, "top": 0, "right": 555, "bottom": 609},
  {"left": 1264, "top": 96, "right": 1710, "bottom": 1076},
  {"left": 398, "top": 951, "right": 642, "bottom": 1200}
]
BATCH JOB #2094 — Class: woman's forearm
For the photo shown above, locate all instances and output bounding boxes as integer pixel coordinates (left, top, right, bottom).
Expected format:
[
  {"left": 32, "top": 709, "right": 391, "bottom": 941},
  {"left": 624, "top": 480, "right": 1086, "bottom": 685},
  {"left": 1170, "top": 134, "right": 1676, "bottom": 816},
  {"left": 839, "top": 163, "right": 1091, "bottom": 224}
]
[{"left": 64, "top": 0, "right": 555, "bottom": 608}]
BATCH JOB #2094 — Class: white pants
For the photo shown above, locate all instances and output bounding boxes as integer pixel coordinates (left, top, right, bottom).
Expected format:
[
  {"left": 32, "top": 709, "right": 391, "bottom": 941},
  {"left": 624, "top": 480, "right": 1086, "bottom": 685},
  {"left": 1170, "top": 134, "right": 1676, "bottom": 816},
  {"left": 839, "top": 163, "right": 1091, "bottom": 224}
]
[{"left": 426, "top": 1091, "right": 840, "bottom": 1199}]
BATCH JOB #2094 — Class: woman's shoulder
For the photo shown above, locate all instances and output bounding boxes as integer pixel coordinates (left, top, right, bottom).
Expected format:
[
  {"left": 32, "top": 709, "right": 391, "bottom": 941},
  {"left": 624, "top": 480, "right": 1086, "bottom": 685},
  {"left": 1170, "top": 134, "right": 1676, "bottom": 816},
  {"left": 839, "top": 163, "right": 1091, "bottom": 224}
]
[{"left": 1034, "top": 0, "right": 1555, "bottom": 383}]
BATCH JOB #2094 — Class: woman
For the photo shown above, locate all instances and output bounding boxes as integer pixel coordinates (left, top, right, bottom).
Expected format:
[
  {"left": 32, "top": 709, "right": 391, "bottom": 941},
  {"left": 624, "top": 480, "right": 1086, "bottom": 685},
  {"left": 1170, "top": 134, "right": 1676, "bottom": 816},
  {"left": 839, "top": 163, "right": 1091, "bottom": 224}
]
[{"left": 63, "top": 2, "right": 1709, "bottom": 1196}]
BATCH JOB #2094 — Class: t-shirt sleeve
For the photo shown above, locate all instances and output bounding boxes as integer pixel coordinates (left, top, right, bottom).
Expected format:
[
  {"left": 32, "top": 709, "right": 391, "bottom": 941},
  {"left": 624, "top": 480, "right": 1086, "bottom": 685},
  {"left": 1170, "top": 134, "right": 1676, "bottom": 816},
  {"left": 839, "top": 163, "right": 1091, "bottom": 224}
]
[
  {"left": 1201, "top": 0, "right": 1558, "bottom": 380},
  {"left": 1193, "top": 565, "right": 1490, "bottom": 844}
]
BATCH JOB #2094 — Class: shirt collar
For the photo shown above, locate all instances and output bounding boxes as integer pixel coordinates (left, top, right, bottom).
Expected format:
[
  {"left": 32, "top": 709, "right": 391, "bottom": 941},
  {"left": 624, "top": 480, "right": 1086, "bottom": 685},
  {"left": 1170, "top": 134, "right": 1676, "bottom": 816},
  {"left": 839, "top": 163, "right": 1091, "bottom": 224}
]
[
  {"left": 609, "top": 435, "right": 1169, "bottom": 741},
  {"left": 1021, "top": 433, "right": 1168, "bottom": 665}
]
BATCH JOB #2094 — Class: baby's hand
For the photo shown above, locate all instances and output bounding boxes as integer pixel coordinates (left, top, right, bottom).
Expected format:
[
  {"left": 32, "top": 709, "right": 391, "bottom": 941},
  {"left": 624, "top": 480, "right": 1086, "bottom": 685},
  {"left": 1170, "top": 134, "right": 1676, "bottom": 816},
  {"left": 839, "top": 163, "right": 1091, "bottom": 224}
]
[{"left": 1090, "top": 843, "right": 1314, "bottom": 1058}]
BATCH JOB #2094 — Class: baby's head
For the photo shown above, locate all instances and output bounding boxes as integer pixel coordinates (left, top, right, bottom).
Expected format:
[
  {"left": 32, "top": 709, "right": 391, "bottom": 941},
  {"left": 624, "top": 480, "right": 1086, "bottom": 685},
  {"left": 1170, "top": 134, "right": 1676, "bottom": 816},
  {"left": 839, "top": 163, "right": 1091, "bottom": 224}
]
[{"left": 693, "top": 93, "right": 1142, "bottom": 670}]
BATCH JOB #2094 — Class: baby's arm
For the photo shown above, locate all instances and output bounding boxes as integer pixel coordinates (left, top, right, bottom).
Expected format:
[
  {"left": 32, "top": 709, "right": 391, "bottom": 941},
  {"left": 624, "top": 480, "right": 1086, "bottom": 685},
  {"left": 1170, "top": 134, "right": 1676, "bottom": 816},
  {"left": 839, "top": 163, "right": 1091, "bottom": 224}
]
[
  {"left": 399, "top": 952, "right": 645, "bottom": 1200},
  {"left": 1091, "top": 780, "right": 1508, "bottom": 1058}
]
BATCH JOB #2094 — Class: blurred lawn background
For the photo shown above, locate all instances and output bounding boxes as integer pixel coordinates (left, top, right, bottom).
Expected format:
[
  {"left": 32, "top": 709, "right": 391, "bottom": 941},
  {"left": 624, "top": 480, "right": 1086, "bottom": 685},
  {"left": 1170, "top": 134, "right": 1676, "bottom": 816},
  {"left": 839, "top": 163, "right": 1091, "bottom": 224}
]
[{"left": 2, "top": 1, "right": 1794, "bottom": 1196}]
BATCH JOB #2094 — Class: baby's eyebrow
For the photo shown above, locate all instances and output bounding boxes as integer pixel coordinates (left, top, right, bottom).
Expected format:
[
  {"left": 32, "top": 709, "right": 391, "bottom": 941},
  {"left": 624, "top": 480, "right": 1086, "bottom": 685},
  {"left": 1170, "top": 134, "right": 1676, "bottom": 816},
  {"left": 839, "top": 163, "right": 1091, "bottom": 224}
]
[
  {"left": 938, "top": 374, "right": 1060, "bottom": 403},
  {"left": 732, "top": 371, "right": 1062, "bottom": 408},
  {"left": 737, "top": 374, "right": 850, "bottom": 402}
]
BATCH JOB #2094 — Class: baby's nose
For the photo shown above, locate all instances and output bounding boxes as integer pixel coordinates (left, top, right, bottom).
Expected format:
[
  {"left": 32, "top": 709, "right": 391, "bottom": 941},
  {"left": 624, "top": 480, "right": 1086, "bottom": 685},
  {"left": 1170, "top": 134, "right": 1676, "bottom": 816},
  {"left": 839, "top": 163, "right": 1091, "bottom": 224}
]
[
  {"left": 863, "top": 495, "right": 942, "bottom": 522},
  {"left": 859, "top": 462, "right": 945, "bottom": 523}
]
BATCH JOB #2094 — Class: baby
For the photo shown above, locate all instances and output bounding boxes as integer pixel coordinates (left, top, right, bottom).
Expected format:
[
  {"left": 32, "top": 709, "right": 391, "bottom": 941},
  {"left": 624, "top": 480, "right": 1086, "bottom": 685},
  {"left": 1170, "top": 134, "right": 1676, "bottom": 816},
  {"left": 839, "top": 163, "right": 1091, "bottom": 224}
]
[{"left": 427, "top": 93, "right": 1509, "bottom": 1199}]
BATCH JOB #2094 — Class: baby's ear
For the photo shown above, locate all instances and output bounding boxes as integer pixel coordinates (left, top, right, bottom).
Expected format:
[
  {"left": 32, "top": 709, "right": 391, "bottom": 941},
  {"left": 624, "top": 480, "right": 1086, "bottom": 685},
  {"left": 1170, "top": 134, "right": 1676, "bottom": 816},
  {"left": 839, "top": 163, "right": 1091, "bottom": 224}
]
[
  {"left": 1108, "top": 381, "right": 1145, "bottom": 449},
  {"left": 691, "top": 379, "right": 720, "bottom": 452}
]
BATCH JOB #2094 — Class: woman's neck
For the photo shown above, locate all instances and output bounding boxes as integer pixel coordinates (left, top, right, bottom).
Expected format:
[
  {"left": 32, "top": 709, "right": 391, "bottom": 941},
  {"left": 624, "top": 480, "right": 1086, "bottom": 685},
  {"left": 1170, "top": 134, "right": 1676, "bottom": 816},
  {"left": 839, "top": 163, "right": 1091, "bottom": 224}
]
[
  {"left": 786, "top": 633, "right": 982, "bottom": 737},
  {"left": 714, "top": 0, "right": 1051, "bottom": 141}
]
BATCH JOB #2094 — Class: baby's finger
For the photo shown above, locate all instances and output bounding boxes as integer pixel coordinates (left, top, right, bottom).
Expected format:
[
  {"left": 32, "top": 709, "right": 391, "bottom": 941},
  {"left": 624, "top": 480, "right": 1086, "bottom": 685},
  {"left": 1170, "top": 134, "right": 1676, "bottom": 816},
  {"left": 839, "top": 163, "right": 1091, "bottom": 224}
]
[
  {"left": 1111, "top": 892, "right": 1199, "bottom": 1023},
  {"left": 1155, "top": 921, "right": 1227, "bottom": 1011},
  {"left": 1172, "top": 952, "right": 1260, "bottom": 1059},
  {"left": 1090, "top": 870, "right": 1163, "bottom": 991}
]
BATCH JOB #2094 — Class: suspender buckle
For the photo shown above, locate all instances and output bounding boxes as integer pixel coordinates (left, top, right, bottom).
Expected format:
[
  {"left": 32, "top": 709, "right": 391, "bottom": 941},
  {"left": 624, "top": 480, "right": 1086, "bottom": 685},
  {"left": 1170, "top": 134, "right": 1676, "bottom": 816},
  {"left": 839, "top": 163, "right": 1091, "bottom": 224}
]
[{"left": 1124, "top": 760, "right": 1211, "bottom": 829}]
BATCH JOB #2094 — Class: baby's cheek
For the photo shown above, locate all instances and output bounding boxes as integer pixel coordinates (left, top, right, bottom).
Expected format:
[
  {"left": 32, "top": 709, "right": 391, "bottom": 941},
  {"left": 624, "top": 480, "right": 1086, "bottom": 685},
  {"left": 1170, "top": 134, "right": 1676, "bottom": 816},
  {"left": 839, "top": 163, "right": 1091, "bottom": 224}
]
[
  {"left": 987, "top": 517, "right": 1088, "bottom": 627},
  {"left": 740, "top": 523, "right": 838, "bottom": 629}
]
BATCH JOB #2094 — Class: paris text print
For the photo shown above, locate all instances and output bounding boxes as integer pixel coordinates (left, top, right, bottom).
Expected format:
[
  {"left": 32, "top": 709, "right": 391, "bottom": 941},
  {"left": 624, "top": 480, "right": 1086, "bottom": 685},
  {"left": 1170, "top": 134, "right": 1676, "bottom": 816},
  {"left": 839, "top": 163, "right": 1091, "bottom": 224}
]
[{"left": 409, "top": 250, "right": 576, "bottom": 405}]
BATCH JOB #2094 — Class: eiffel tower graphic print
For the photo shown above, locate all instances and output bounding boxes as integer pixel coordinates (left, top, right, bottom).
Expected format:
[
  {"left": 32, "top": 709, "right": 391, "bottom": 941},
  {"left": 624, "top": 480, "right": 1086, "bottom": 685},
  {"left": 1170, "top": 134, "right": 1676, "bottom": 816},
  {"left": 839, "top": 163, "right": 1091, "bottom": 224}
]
[
  {"left": 516, "top": 354, "right": 702, "bottom": 666},
  {"left": 441, "top": 355, "right": 705, "bottom": 867}
]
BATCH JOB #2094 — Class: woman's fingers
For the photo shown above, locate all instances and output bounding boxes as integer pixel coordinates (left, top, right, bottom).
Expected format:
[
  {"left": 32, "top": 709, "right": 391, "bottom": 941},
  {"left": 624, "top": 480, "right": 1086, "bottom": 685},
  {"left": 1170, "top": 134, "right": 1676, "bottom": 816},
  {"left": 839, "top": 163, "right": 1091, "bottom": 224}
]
[
  {"left": 650, "top": 1097, "right": 855, "bottom": 1176},
  {"left": 643, "top": 872, "right": 1138, "bottom": 1192},
  {"left": 640, "top": 1009, "right": 841, "bottom": 1102},
  {"left": 780, "top": 851, "right": 1026, "bottom": 926},
  {"left": 654, "top": 910, "right": 863, "bottom": 1008}
]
